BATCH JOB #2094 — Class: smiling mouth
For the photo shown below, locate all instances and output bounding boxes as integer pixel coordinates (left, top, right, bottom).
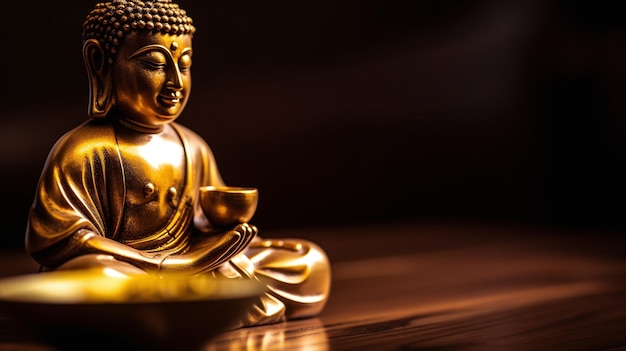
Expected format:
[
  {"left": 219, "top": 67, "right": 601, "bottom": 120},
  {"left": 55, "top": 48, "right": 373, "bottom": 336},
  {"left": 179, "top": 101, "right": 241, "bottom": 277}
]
[{"left": 158, "top": 92, "right": 183, "bottom": 107}]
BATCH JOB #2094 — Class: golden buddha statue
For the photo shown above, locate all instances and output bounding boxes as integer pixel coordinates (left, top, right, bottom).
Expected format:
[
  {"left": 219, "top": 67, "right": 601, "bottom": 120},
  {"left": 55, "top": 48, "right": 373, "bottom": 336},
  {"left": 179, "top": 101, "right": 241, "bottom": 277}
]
[{"left": 25, "top": 0, "right": 330, "bottom": 327}]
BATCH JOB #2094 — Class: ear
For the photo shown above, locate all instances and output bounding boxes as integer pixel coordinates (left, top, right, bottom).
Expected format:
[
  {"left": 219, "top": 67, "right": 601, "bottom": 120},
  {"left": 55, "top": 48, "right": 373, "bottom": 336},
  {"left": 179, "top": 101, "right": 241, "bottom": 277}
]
[{"left": 83, "top": 39, "right": 114, "bottom": 118}]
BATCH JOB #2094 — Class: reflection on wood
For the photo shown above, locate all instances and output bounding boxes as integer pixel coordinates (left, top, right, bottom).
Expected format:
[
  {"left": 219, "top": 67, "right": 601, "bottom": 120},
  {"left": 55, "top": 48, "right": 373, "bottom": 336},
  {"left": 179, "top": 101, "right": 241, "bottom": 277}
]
[{"left": 1, "top": 221, "right": 625, "bottom": 350}]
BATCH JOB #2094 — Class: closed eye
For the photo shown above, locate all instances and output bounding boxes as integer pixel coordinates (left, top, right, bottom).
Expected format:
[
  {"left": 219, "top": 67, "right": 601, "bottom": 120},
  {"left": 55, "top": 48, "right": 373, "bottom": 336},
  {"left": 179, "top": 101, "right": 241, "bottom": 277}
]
[
  {"left": 139, "top": 59, "right": 167, "bottom": 70},
  {"left": 178, "top": 53, "right": 192, "bottom": 72},
  {"left": 133, "top": 50, "right": 168, "bottom": 70}
]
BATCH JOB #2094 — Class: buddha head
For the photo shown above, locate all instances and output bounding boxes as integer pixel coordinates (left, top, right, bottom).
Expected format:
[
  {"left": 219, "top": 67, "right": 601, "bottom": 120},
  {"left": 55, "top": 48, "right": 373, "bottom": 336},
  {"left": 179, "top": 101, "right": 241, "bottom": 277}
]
[{"left": 82, "top": 0, "right": 196, "bottom": 129}]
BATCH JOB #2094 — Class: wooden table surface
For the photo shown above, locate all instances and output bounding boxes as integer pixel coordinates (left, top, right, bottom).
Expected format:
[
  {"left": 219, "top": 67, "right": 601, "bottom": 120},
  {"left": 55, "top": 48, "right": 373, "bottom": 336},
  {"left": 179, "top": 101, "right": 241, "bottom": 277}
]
[{"left": 1, "top": 220, "right": 625, "bottom": 350}]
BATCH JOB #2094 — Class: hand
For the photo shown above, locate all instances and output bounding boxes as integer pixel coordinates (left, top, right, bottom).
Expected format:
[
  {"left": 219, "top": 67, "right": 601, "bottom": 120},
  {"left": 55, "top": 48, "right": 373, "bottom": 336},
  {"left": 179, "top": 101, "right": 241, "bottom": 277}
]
[{"left": 159, "top": 223, "right": 258, "bottom": 273}]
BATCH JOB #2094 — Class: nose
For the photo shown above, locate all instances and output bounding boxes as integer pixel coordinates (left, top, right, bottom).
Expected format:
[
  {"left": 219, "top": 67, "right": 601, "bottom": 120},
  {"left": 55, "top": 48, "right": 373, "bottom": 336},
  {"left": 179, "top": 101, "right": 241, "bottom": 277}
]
[{"left": 166, "top": 65, "right": 184, "bottom": 91}]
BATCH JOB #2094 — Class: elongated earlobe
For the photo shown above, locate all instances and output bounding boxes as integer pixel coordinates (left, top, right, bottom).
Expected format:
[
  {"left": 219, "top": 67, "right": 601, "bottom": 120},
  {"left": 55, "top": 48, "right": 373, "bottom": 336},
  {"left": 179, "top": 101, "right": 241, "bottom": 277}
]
[{"left": 83, "top": 39, "right": 114, "bottom": 118}]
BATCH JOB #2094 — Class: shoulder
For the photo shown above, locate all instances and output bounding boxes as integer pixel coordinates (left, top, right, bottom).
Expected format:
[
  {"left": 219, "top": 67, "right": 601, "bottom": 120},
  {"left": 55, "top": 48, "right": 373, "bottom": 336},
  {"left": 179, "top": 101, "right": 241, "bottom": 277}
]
[
  {"left": 171, "top": 122, "right": 211, "bottom": 151},
  {"left": 171, "top": 122, "right": 202, "bottom": 139},
  {"left": 54, "top": 118, "right": 112, "bottom": 144},
  {"left": 47, "top": 119, "right": 117, "bottom": 164}
]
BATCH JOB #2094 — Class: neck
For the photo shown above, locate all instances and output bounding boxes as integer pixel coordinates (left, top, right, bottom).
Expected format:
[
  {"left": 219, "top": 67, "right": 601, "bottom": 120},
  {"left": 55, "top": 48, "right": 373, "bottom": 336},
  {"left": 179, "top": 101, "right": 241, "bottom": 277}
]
[{"left": 116, "top": 118, "right": 166, "bottom": 134}]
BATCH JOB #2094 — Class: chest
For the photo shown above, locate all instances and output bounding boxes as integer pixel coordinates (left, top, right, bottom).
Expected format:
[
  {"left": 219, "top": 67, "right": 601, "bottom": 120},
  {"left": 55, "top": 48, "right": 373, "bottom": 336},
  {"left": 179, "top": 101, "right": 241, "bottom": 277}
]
[{"left": 117, "top": 133, "right": 187, "bottom": 236}]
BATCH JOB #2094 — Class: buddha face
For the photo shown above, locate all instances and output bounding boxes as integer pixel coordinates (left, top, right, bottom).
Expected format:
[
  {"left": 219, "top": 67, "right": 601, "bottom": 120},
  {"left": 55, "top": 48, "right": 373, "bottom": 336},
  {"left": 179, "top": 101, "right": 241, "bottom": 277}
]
[{"left": 111, "top": 31, "right": 193, "bottom": 129}]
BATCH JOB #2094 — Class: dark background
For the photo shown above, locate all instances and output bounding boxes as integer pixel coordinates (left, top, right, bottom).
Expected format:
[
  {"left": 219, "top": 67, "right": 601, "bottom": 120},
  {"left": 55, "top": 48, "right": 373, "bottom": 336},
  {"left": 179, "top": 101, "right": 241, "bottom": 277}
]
[{"left": 2, "top": 0, "right": 625, "bottom": 248}]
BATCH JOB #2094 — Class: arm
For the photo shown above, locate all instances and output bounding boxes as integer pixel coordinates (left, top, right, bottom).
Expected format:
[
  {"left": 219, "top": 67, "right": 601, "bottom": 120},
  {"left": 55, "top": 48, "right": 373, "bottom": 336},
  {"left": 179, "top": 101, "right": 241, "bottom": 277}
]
[
  {"left": 31, "top": 223, "right": 256, "bottom": 274},
  {"left": 31, "top": 229, "right": 161, "bottom": 271},
  {"left": 26, "top": 122, "right": 128, "bottom": 259}
]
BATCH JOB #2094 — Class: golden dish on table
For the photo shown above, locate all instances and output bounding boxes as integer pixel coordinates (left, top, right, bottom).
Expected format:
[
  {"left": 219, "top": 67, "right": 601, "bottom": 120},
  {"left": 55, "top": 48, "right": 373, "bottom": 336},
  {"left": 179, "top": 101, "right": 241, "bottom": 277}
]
[{"left": 0, "top": 270, "right": 265, "bottom": 350}]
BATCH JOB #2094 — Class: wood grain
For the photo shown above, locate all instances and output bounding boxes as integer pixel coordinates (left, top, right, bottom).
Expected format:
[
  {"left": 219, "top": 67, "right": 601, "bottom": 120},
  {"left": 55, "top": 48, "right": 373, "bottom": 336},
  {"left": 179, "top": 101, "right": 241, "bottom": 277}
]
[{"left": 1, "top": 221, "right": 625, "bottom": 350}]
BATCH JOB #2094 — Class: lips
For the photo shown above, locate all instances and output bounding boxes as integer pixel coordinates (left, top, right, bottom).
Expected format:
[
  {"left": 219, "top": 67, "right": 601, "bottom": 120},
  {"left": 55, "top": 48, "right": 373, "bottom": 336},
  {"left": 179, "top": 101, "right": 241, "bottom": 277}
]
[{"left": 158, "top": 91, "right": 183, "bottom": 107}]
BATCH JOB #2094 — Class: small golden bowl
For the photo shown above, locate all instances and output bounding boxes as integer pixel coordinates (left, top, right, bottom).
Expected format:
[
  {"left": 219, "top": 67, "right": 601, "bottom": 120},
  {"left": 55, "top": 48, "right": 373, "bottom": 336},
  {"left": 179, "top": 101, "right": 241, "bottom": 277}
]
[{"left": 199, "top": 186, "right": 258, "bottom": 228}]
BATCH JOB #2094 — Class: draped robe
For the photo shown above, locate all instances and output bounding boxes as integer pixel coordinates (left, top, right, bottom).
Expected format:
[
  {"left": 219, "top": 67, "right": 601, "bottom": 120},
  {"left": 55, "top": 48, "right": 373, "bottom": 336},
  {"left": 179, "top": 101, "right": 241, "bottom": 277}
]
[{"left": 25, "top": 118, "right": 330, "bottom": 325}]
